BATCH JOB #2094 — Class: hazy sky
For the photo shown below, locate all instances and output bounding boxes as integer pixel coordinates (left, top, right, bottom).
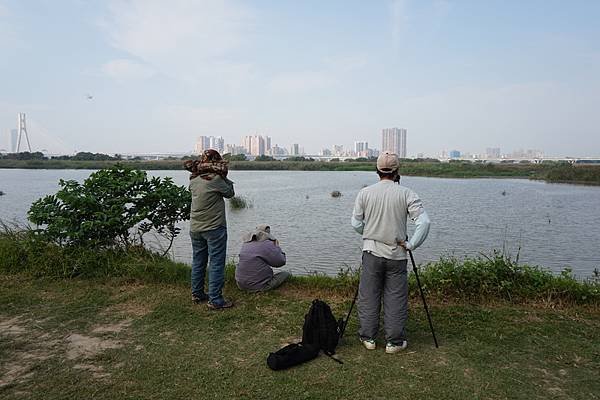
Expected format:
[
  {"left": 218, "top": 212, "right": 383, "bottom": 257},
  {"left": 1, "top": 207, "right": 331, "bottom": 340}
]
[{"left": 1, "top": 0, "right": 599, "bottom": 156}]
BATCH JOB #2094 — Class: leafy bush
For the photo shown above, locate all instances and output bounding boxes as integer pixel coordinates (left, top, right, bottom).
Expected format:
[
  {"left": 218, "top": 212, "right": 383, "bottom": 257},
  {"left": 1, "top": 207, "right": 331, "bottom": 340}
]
[
  {"left": 28, "top": 165, "right": 191, "bottom": 253},
  {"left": 254, "top": 155, "right": 276, "bottom": 161},
  {"left": 223, "top": 153, "right": 247, "bottom": 161},
  {"left": 419, "top": 251, "right": 599, "bottom": 304}
]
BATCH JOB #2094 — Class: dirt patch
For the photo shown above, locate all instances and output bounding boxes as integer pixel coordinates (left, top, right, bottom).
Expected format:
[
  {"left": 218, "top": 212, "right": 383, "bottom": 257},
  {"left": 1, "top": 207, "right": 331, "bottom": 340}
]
[
  {"left": 104, "top": 301, "right": 153, "bottom": 318},
  {"left": 92, "top": 319, "right": 133, "bottom": 334},
  {"left": 0, "top": 362, "right": 32, "bottom": 388},
  {"left": 0, "top": 315, "right": 59, "bottom": 389},
  {"left": 66, "top": 334, "right": 123, "bottom": 360},
  {"left": 279, "top": 335, "right": 302, "bottom": 345},
  {"left": 0, "top": 316, "right": 27, "bottom": 336}
]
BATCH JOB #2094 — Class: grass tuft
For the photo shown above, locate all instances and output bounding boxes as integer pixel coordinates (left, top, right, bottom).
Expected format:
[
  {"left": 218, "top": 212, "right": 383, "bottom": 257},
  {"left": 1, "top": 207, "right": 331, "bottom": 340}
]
[
  {"left": 229, "top": 195, "right": 250, "bottom": 209},
  {"left": 419, "top": 251, "right": 600, "bottom": 304}
]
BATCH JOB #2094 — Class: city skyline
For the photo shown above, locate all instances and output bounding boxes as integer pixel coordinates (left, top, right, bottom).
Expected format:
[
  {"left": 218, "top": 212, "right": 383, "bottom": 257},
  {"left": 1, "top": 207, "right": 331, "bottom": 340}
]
[
  {"left": 0, "top": 112, "right": 565, "bottom": 159},
  {"left": 0, "top": 115, "right": 563, "bottom": 160},
  {"left": 1, "top": 1, "right": 599, "bottom": 157}
]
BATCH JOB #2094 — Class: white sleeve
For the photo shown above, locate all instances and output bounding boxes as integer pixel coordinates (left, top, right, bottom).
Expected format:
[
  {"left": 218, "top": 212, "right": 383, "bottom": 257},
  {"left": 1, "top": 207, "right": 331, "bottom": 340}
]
[
  {"left": 351, "top": 191, "right": 365, "bottom": 234},
  {"left": 406, "top": 211, "right": 430, "bottom": 250}
]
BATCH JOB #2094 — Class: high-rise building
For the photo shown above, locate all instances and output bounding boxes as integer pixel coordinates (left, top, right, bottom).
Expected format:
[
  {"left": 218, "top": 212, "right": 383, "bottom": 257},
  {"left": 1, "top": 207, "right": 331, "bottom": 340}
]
[
  {"left": 354, "top": 141, "right": 371, "bottom": 157},
  {"left": 251, "top": 136, "right": 265, "bottom": 156},
  {"left": 10, "top": 129, "right": 18, "bottom": 153},
  {"left": 354, "top": 141, "right": 368, "bottom": 154},
  {"left": 241, "top": 135, "right": 270, "bottom": 156},
  {"left": 449, "top": 150, "right": 461, "bottom": 159},
  {"left": 290, "top": 143, "right": 300, "bottom": 156},
  {"left": 194, "top": 136, "right": 210, "bottom": 154},
  {"left": 269, "top": 144, "right": 287, "bottom": 156},
  {"left": 486, "top": 147, "right": 501, "bottom": 159},
  {"left": 241, "top": 136, "right": 252, "bottom": 154},
  {"left": 381, "top": 128, "right": 407, "bottom": 158},
  {"left": 332, "top": 145, "right": 344, "bottom": 156},
  {"left": 225, "top": 144, "right": 245, "bottom": 155},
  {"left": 195, "top": 136, "right": 224, "bottom": 154},
  {"left": 208, "top": 136, "right": 224, "bottom": 153}
]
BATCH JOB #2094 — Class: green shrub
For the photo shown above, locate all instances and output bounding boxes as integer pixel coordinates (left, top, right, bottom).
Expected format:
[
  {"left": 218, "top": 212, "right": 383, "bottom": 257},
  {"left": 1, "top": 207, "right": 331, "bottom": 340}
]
[
  {"left": 229, "top": 196, "right": 249, "bottom": 209},
  {"left": 418, "top": 252, "right": 599, "bottom": 304},
  {"left": 28, "top": 165, "right": 191, "bottom": 253}
]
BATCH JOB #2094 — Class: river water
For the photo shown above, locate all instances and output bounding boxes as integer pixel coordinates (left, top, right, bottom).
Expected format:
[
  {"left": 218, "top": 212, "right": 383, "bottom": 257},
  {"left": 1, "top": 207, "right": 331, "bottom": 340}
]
[{"left": 1, "top": 169, "right": 599, "bottom": 278}]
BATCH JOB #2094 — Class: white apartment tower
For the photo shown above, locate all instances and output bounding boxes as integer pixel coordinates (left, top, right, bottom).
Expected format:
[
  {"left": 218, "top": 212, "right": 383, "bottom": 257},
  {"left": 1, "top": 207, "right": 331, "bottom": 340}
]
[
  {"left": 354, "top": 141, "right": 368, "bottom": 155},
  {"left": 290, "top": 143, "right": 300, "bottom": 156},
  {"left": 195, "top": 135, "right": 224, "bottom": 154},
  {"left": 381, "top": 128, "right": 407, "bottom": 158},
  {"left": 241, "top": 135, "right": 270, "bottom": 156}
]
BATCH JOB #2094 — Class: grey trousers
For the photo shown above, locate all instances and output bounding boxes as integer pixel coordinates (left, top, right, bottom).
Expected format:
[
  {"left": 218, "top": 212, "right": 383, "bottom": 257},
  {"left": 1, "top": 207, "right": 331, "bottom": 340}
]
[
  {"left": 262, "top": 270, "right": 291, "bottom": 291},
  {"left": 358, "top": 251, "right": 408, "bottom": 345}
]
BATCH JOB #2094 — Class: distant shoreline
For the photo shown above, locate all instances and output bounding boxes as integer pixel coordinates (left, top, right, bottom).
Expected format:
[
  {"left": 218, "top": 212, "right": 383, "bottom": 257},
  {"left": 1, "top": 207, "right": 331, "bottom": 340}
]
[{"left": 1, "top": 159, "right": 599, "bottom": 185}]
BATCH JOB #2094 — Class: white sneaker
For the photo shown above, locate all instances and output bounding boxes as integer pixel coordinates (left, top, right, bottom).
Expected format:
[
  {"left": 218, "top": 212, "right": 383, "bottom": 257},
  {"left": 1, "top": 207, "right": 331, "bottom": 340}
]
[
  {"left": 385, "top": 340, "right": 408, "bottom": 354},
  {"left": 360, "top": 338, "right": 376, "bottom": 350}
]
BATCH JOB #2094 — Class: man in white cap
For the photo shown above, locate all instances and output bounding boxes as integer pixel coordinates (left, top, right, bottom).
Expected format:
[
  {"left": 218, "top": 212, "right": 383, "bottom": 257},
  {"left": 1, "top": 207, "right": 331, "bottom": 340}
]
[{"left": 351, "top": 152, "right": 431, "bottom": 353}]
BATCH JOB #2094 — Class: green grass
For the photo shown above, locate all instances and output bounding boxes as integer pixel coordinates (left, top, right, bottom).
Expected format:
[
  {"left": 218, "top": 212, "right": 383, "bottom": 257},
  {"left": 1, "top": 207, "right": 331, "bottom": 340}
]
[
  {"left": 0, "top": 274, "right": 598, "bottom": 400},
  {"left": 1, "top": 234, "right": 599, "bottom": 399}
]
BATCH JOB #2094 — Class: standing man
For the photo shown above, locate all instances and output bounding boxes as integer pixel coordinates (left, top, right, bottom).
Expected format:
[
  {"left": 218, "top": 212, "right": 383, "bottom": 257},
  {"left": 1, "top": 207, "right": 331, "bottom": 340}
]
[
  {"left": 186, "top": 149, "right": 235, "bottom": 310},
  {"left": 351, "top": 152, "right": 431, "bottom": 353}
]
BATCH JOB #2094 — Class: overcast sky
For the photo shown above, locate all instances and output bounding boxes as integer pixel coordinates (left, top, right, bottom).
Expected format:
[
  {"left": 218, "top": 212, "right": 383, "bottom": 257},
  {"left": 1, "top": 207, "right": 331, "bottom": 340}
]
[{"left": 1, "top": 0, "right": 599, "bottom": 156}]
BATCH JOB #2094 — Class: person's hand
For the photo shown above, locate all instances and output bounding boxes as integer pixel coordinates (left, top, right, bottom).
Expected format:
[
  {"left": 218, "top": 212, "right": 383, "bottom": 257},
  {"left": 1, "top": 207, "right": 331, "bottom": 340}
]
[
  {"left": 274, "top": 239, "right": 280, "bottom": 247},
  {"left": 398, "top": 240, "right": 408, "bottom": 250}
]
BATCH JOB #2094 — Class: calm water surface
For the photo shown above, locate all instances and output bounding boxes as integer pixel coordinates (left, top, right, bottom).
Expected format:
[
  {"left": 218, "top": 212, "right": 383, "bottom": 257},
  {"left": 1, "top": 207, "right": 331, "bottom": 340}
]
[{"left": 1, "top": 169, "right": 599, "bottom": 277}]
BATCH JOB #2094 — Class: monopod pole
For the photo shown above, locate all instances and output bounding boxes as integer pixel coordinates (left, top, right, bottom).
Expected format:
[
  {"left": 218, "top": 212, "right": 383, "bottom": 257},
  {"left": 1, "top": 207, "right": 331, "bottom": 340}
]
[
  {"left": 408, "top": 249, "right": 439, "bottom": 348},
  {"left": 339, "top": 284, "right": 359, "bottom": 339}
]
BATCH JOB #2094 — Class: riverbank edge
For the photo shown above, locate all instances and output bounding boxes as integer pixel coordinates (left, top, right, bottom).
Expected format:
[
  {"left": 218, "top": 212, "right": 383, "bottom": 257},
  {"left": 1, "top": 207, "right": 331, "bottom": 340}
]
[
  {"left": 2, "top": 159, "right": 599, "bottom": 185},
  {"left": 1, "top": 232, "right": 598, "bottom": 306}
]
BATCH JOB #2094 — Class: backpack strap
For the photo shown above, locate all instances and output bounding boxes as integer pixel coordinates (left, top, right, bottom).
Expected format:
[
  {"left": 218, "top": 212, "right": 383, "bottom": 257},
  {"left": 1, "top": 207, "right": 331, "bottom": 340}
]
[{"left": 324, "top": 351, "right": 343, "bottom": 364}]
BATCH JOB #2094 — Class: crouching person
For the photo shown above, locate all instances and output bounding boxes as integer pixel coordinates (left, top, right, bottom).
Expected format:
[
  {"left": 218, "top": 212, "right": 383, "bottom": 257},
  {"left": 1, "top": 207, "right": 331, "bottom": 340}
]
[{"left": 236, "top": 225, "right": 291, "bottom": 292}]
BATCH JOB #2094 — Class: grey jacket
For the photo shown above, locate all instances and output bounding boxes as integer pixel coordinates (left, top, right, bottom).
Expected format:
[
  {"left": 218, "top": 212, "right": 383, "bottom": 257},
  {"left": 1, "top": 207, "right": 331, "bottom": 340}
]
[{"left": 236, "top": 240, "right": 286, "bottom": 291}]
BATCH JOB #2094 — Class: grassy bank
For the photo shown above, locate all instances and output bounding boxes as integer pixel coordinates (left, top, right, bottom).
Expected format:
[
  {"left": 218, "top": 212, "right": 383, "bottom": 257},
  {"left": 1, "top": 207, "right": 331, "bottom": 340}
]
[
  {"left": 1, "top": 234, "right": 599, "bottom": 399},
  {"left": 2, "top": 159, "right": 600, "bottom": 184}
]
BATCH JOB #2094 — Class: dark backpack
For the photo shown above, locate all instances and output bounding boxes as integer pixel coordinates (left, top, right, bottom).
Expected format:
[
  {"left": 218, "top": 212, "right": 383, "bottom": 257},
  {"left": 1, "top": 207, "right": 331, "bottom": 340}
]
[{"left": 301, "top": 299, "right": 342, "bottom": 357}]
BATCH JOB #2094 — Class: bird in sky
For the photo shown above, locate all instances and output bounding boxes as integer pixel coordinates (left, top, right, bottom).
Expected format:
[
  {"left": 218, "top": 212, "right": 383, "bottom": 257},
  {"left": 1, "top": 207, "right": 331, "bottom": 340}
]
[{"left": 85, "top": 93, "right": 93, "bottom": 100}]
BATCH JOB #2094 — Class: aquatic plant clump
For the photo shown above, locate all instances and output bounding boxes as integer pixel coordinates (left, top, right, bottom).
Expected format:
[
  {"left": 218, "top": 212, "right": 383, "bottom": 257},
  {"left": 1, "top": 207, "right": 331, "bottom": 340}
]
[{"left": 229, "top": 196, "right": 250, "bottom": 209}]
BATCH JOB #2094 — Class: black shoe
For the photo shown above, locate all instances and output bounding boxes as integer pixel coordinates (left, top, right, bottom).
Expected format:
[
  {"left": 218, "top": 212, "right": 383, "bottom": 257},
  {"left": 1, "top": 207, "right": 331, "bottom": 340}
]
[
  {"left": 207, "top": 299, "right": 234, "bottom": 310},
  {"left": 192, "top": 293, "right": 209, "bottom": 304}
]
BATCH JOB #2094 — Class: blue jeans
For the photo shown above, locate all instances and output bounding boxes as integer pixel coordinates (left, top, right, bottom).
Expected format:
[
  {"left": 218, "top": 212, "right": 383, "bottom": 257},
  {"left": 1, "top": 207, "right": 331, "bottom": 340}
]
[{"left": 190, "top": 226, "right": 228, "bottom": 306}]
